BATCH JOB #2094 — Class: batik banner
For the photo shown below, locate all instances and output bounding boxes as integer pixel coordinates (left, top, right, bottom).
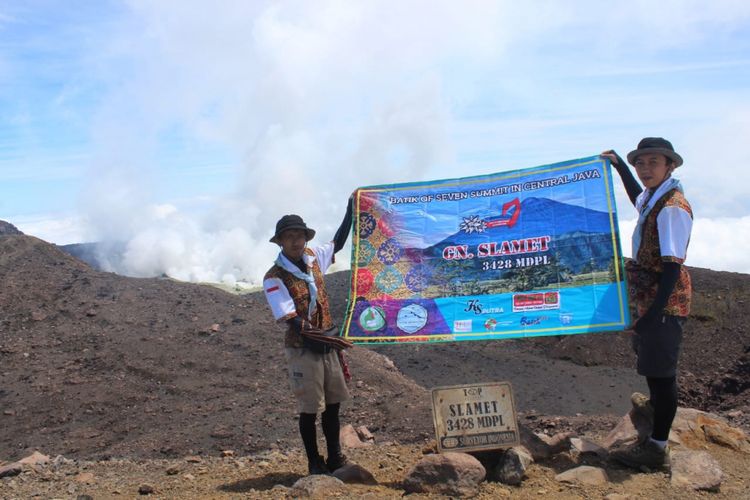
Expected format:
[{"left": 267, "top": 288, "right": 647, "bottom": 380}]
[{"left": 342, "top": 155, "right": 629, "bottom": 344}]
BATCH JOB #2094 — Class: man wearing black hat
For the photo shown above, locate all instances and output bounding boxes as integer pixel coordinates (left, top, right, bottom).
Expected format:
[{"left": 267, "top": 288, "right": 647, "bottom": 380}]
[
  {"left": 263, "top": 200, "right": 353, "bottom": 475},
  {"left": 602, "top": 138, "right": 693, "bottom": 470}
]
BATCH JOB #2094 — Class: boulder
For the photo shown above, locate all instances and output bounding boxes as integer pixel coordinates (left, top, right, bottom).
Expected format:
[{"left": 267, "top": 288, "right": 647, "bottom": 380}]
[
  {"left": 519, "top": 424, "right": 574, "bottom": 460},
  {"left": 493, "top": 446, "right": 533, "bottom": 485},
  {"left": 555, "top": 465, "right": 609, "bottom": 485},
  {"left": 570, "top": 437, "right": 607, "bottom": 458},
  {"left": 403, "top": 451, "right": 486, "bottom": 497},
  {"left": 0, "top": 451, "right": 50, "bottom": 477},
  {"left": 602, "top": 413, "right": 639, "bottom": 450},
  {"left": 17, "top": 451, "right": 50, "bottom": 466},
  {"left": 671, "top": 408, "right": 750, "bottom": 453},
  {"left": 332, "top": 463, "right": 377, "bottom": 485},
  {"left": 670, "top": 450, "right": 724, "bottom": 492},
  {"left": 340, "top": 424, "right": 370, "bottom": 448},
  {"left": 289, "top": 474, "right": 346, "bottom": 498},
  {"left": 603, "top": 407, "right": 750, "bottom": 453}
]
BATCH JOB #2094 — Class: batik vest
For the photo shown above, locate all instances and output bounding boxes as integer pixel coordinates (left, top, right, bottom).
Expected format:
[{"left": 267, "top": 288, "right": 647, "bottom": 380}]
[
  {"left": 264, "top": 248, "right": 333, "bottom": 347},
  {"left": 627, "top": 189, "right": 692, "bottom": 318}
]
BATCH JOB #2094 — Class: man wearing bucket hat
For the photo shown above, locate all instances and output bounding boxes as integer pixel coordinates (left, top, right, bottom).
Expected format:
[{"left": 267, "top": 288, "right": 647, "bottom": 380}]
[
  {"left": 601, "top": 138, "right": 693, "bottom": 470},
  {"left": 263, "top": 200, "right": 354, "bottom": 475}
]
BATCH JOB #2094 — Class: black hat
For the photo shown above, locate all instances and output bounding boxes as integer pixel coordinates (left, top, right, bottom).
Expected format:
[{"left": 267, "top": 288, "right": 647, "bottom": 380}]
[
  {"left": 270, "top": 214, "right": 316, "bottom": 244},
  {"left": 627, "top": 137, "right": 683, "bottom": 167}
]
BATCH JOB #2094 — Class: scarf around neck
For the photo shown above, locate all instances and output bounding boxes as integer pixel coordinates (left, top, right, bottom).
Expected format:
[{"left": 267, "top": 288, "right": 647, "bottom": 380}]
[
  {"left": 275, "top": 251, "right": 318, "bottom": 320},
  {"left": 632, "top": 177, "right": 683, "bottom": 261}
]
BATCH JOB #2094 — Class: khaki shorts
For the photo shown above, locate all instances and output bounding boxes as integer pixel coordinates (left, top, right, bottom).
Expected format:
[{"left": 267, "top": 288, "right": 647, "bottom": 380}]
[{"left": 285, "top": 347, "right": 349, "bottom": 414}]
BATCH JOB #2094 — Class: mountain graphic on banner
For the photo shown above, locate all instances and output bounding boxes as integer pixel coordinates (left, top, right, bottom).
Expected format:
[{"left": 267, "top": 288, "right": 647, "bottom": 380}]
[{"left": 427, "top": 197, "right": 612, "bottom": 250}]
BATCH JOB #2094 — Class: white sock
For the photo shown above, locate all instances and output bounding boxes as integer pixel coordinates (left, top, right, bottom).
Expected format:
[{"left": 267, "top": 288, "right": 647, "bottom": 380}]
[{"left": 649, "top": 438, "right": 668, "bottom": 449}]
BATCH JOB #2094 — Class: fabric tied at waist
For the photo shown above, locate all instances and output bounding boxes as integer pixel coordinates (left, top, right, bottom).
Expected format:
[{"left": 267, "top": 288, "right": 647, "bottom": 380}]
[{"left": 300, "top": 326, "right": 354, "bottom": 353}]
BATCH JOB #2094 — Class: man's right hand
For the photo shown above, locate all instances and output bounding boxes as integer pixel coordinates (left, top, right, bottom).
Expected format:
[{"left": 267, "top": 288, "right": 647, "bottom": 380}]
[{"left": 600, "top": 150, "right": 620, "bottom": 166}]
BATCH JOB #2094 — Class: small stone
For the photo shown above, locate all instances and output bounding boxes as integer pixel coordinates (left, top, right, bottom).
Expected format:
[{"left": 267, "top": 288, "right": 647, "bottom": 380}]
[
  {"left": 165, "top": 466, "right": 180, "bottom": 475},
  {"left": 356, "top": 425, "right": 375, "bottom": 443},
  {"left": 221, "top": 450, "right": 235, "bottom": 457},
  {"left": 421, "top": 442, "right": 438, "bottom": 454},
  {"left": 555, "top": 465, "right": 609, "bottom": 485},
  {"left": 18, "top": 451, "right": 50, "bottom": 466},
  {"left": 74, "top": 472, "right": 95, "bottom": 484},
  {"left": 31, "top": 311, "right": 47, "bottom": 321},
  {"left": 210, "top": 323, "right": 221, "bottom": 332},
  {"left": 183, "top": 473, "right": 195, "bottom": 481},
  {"left": 138, "top": 483, "right": 155, "bottom": 495},
  {"left": 184, "top": 455, "right": 201, "bottom": 463},
  {"left": 0, "top": 463, "right": 22, "bottom": 478},
  {"left": 3, "top": 410, "right": 14, "bottom": 416}
]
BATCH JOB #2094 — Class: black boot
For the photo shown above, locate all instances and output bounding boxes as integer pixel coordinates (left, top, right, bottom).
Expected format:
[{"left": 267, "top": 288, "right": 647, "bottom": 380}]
[
  {"left": 322, "top": 403, "right": 347, "bottom": 472},
  {"left": 308, "top": 454, "right": 329, "bottom": 475},
  {"left": 326, "top": 451, "right": 348, "bottom": 472},
  {"left": 299, "top": 413, "right": 328, "bottom": 475}
]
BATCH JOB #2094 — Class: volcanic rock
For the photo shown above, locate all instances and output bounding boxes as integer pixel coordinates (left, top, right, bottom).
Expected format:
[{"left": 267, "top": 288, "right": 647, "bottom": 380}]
[
  {"left": 670, "top": 450, "right": 724, "bottom": 491},
  {"left": 403, "top": 451, "right": 486, "bottom": 497}
]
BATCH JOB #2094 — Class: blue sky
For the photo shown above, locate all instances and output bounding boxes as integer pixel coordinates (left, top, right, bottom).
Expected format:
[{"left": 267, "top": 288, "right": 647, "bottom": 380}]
[{"left": 1, "top": 1, "right": 750, "bottom": 281}]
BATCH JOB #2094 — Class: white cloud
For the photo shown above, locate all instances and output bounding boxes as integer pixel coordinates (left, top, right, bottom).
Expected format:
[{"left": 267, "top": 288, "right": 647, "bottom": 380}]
[
  {"left": 12, "top": 214, "right": 89, "bottom": 245},
  {"left": 619, "top": 216, "right": 750, "bottom": 274},
  {"left": 58, "top": 0, "right": 750, "bottom": 282}
]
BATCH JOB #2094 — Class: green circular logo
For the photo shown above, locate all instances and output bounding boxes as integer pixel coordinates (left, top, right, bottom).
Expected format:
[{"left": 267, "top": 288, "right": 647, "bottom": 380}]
[{"left": 359, "top": 306, "right": 386, "bottom": 332}]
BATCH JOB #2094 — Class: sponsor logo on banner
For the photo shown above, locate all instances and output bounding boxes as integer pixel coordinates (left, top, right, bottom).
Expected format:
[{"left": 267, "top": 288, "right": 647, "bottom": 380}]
[
  {"left": 520, "top": 316, "right": 549, "bottom": 326},
  {"left": 396, "top": 304, "right": 428, "bottom": 333},
  {"left": 559, "top": 313, "right": 573, "bottom": 325},
  {"left": 454, "top": 319, "right": 473, "bottom": 332},
  {"left": 512, "top": 291, "right": 560, "bottom": 312},
  {"left": 464, "top": 299, "right": 505, "bottom": 315},
  {"left": 358, "top": 306, "right": 387, "bottom": 332}
]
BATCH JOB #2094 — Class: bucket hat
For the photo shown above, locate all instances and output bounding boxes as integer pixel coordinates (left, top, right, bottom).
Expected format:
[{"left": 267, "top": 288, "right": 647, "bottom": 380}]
[
  {"left": 627, "top": 137, "right": 683, "bottom": 167},
  {"left": 269, "top": 214, "right": 316, "bottom": 244}
]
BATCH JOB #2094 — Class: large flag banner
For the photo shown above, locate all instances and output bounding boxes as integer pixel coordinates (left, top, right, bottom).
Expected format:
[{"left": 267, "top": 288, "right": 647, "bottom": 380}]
[{"left": 342, "top": 155, "right": 629, "bottom": 344}]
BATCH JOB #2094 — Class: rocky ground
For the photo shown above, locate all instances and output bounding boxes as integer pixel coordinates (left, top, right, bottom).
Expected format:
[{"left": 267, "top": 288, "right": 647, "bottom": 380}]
[
  {"left": 2, "top": 438, "right": 749, "bottom": 499},
  {"left": 2, "top": 221, "right": 750, "bottom": 498}
]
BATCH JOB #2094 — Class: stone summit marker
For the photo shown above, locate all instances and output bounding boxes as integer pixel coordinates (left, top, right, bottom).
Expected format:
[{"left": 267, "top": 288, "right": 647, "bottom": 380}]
[{"left": 431, "top": 382, "right": 519, "bottom": 453}]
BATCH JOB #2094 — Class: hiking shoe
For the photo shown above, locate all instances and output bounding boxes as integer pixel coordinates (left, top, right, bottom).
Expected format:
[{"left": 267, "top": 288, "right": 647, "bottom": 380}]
[
  {"left": 326, "top": 453, "right": 348, "bottom": 472},
  {"left": 308, "top": 455, "right": 329, "bottom": 475},
  {"left": 610, "top": 439, "right": 670, "bottom": 470}
]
